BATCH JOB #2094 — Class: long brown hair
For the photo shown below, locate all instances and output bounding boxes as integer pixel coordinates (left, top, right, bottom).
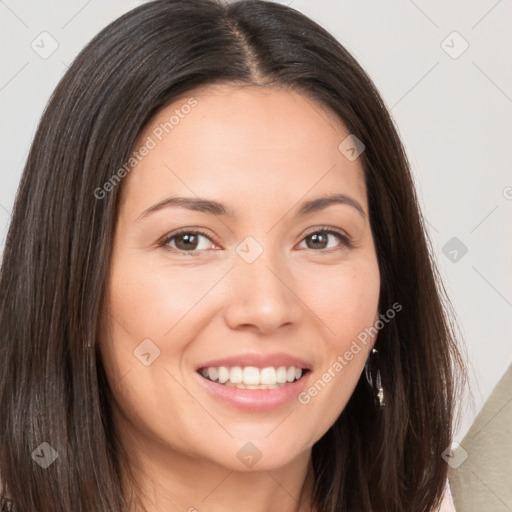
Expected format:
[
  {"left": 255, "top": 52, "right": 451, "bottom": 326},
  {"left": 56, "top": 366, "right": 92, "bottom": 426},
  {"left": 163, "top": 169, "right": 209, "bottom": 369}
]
[{"left": 0, "top": 1, "right": 465, "bottom": 510}]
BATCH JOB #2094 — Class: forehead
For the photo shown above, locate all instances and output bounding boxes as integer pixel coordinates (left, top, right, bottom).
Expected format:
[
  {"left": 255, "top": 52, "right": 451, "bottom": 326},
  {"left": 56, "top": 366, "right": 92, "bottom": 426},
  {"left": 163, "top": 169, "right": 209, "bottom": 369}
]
[{"left": 119, "top": 84, "right": 368, "bottom": 217}]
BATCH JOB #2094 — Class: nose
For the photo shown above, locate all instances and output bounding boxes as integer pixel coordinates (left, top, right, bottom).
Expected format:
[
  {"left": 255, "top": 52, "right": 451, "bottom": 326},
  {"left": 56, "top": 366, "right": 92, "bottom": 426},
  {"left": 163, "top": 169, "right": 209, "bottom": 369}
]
[{"left": 222, "top": 246, "right": 303, "bottom": 335}]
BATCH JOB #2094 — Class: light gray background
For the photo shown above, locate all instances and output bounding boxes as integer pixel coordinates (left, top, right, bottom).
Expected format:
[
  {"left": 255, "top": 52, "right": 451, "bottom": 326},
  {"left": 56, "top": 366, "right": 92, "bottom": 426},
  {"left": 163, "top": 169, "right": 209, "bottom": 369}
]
[{"left": 1, "top": 0, "right": 511, "bottom": 446}]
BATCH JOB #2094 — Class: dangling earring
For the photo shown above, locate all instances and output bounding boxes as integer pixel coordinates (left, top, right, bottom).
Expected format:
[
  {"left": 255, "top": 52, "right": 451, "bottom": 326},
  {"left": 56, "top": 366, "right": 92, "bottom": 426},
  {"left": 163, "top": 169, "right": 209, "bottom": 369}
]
[{"left": 365, "top": 348, "right": 385, "bottom": 407}]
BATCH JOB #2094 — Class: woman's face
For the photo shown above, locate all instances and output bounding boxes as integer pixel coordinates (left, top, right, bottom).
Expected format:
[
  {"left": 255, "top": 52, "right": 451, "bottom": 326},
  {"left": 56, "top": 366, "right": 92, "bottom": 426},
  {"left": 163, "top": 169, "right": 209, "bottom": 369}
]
[{"left": 101, "top": 84, "right": 380, "bottom": 474}]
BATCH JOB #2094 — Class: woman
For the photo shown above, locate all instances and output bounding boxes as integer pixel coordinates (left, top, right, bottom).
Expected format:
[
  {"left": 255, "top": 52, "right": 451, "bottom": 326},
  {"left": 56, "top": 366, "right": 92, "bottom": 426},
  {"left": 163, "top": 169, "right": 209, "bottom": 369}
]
[{"left": 0, "top": 1, "right": 464, "bottom": 510}]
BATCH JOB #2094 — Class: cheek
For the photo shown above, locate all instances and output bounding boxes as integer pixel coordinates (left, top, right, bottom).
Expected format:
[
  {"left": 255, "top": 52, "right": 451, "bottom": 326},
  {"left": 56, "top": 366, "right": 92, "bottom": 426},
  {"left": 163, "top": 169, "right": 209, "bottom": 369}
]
[
  {"left": 297, "top": 255, "right": 380, "bottom": 344},
  {"left": 99, "top": 253, "right": 191, "bottom": 398},
  {"left": 295, "top": 256, "right": 380, "bottom": 427},
  {"left": 100, "top": 257, "right": 214, "bottom": 445},
  {"left": 106, "top": 254, "right": 214, "bottom": 343},
  {"left": 101, "top": 252, "right": 229, "bottom": 400},
  {"left": 328, "top": 258, "right": 381, "bottom": 381}
]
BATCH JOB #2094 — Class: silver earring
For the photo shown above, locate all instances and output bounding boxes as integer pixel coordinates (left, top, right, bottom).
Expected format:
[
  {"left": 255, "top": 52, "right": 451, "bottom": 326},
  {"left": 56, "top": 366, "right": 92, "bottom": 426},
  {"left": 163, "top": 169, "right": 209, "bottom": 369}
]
[{"left": 365, "top": 348, "right": 385, "bottom": 407}]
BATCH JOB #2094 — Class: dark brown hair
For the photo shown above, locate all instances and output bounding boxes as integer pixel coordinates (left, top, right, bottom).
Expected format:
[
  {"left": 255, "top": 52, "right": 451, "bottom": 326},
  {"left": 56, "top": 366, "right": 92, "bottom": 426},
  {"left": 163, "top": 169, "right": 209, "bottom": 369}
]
[{"left": 0, "top": 1, "right": 465, "bottom": 510}]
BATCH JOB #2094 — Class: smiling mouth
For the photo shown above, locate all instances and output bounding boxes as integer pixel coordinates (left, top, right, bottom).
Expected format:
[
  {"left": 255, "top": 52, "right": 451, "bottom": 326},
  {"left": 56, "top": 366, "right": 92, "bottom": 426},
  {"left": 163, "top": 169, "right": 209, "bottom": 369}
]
[{"left": 197, "top": 365, "right": 309, "bottom": 390}]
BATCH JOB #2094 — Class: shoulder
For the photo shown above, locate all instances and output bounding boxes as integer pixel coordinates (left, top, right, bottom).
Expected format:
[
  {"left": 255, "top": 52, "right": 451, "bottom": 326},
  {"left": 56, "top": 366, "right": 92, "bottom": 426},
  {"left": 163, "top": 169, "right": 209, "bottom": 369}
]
[{"left": 437, "top": 479, "right": 456, "bottom": 512}]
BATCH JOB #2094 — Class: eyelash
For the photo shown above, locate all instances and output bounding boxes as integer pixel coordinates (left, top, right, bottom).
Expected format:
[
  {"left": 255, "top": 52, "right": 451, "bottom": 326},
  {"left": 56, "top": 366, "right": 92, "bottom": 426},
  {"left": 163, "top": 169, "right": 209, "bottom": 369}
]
[{"left": 158, "top": 226, "right": 353, "bottom": 256}]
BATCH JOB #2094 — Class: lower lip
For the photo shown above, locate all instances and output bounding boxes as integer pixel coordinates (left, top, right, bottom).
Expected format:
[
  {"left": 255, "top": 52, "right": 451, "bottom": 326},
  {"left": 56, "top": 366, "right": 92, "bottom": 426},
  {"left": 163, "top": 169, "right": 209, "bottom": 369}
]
[{"left": 196, "top": 371, "right": 311, "bottom": 412}]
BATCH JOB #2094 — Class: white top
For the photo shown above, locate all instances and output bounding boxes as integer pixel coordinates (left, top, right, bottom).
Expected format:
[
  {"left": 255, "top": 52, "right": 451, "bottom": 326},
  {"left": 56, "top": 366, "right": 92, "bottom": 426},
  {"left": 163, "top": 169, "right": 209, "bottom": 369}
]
[{"left": 438, "top": 480, "right": 456, "bottom": 511}]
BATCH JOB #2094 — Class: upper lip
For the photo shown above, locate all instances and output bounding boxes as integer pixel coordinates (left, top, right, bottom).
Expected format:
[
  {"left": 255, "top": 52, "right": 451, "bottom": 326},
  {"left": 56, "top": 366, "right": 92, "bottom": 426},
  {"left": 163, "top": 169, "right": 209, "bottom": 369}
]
[{"left": 196, "top": 352, "right": 312, "bottom": 371}]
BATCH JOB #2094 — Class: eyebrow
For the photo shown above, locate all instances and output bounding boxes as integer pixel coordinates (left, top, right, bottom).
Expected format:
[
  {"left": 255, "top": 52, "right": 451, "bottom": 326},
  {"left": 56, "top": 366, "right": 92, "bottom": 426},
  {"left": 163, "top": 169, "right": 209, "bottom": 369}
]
[{"left": 136, "top": 193, "right": 366, "bottom": 221}]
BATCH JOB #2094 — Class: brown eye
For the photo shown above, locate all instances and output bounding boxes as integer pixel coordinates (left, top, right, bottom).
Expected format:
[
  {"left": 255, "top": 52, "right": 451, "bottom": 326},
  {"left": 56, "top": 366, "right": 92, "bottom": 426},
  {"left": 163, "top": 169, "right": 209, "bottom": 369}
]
[
  {"left": 160, "top": 229, "right": 215, "bottom": 255},
  {"left": 299, "top": 229, "right": 351, "bottom": 251},
  {"left": 159, "top": 227, "right": 351, "bottom": 256}
]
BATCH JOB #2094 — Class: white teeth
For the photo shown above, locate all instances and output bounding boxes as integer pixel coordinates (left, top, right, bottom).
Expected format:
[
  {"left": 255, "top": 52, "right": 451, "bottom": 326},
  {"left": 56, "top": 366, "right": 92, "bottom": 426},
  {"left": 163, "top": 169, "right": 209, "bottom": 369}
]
[
  {"left": 276, "top": 366, "right": 287, "bottom": 383},
  {"left": 218, "top": 366, "right": 229, "bottom": 384},
  {"left": 229, "top": 366, "right": 243, "bottom": 384},
  {"left": 207, "top": 367, "right": 218, "bottom": 381},
  {"left": 199, "top": 365, "right": 306, "bottom": 387},
  {"left": 260, "top": 367, "right": 276, "bottom": 385},
  {"left": 242, "top": 366, "right": 260, "bottom": 385}
]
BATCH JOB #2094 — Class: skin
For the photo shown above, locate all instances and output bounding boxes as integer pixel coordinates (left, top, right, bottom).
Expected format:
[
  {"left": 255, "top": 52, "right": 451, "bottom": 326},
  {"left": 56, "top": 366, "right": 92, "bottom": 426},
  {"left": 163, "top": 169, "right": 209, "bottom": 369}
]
[{"left": 100, "top": 84, "right": 381, "bottom": 512}]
